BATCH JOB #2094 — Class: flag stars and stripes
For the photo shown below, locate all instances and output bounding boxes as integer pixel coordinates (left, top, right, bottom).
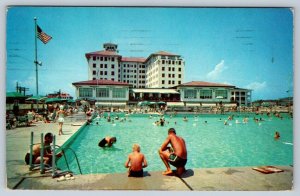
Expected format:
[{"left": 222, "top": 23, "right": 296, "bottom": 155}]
[{"left": 36, "top": 25, "right": 52, "bottom": 44}]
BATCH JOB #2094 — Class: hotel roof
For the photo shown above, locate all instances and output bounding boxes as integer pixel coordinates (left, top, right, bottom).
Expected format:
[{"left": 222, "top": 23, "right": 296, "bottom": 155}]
[
  {"left": 145, "top": 51, "right": 180, "bottom": 62},
  {"left": 85, "top": 50, "right": 121, "bottom": 59},
  {"left": 121, "top": 57, "right": 146, "bottom": 63},
  {"left": 152, "top": 51, "right": 179, "bottom": 56},
  {"left": 178, "top": 81, "right": 236, "bottom": 88},
  {"left": 72, "top": 79, "right": 131, "bottom": 86}
]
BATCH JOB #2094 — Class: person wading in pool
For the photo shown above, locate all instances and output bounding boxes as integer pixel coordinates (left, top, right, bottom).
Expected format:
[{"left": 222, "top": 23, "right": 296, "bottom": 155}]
[
  {"left": 124, "top": 143, "right": 148, "bottom": 177},
  {"left": 98, "top": 136, "right": 117, "bottom": 147},
  {"left": 158, "top": 128, "right": 187, "bottom": 176}
]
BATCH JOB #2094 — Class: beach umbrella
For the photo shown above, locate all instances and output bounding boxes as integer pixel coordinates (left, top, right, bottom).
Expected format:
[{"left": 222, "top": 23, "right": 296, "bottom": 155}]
[
  {"left": 67, "top": 99, "right": 75, "bottom": 103},
  {"left": 45, "top": 97, "right": 67, "bottom": 103},
  {"left": 6, "top": 92, "right": 26, "bottom": 98},
  {"left": 26, "top": 95, "right": 47, "bottom": 102}
]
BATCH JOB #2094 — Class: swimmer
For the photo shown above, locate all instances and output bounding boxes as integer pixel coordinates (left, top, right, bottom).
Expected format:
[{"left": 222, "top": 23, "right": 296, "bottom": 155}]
[
  {"left": 224, "top": 120, "right": 228, "bottom": 125},
  {"left": 98, "top": 136, "right": 117, "bottom": 147},
  {"left": 183, "top": 116, "right": 188, "bottom": 122},
  {"left": 274, "top": 131, "right": 280, "bottom": 140}
]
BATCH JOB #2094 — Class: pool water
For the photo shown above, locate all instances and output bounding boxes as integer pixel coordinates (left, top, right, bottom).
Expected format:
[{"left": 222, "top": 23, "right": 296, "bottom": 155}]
[{"left": 57, "top": 113, "right": 293, "bottom": 175}]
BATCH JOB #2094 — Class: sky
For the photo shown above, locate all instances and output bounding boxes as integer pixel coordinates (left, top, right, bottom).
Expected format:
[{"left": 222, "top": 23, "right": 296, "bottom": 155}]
[{"left": 5, "top": 7, "right": 294, "bottom": 101}]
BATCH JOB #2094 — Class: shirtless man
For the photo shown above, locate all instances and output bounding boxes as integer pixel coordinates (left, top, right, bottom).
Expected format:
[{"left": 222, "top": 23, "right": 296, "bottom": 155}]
[
  {"left": 125, "top": 144, "right": 148, "bottom": 177},
  {"left": 24, "top": 132, "right": 62, "bottom": 166},
  {"left": 158, "top": 128, "right": 187, "bottom": 176},
  {"left": 98, "top": 136, "right": 117, "bottom": 147}
]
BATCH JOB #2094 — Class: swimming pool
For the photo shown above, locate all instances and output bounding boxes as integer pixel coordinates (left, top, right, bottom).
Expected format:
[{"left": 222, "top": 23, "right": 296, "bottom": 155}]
[{"left": 57, "top": 113, "right": 293, "bottom": 175}]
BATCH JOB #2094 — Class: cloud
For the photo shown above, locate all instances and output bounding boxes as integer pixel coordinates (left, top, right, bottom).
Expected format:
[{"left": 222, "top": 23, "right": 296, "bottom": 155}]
[
  {"left": 206, "top": 60, "right": 227, "bottom": 80},
  {"left": 245, "top": 81, "right": 267, "bottom": 91}
]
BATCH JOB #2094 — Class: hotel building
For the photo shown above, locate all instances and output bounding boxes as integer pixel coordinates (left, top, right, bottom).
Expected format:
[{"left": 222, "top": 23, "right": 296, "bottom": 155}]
[
  {"left": 85, "top": 43, "right": 184, "bottom": 89},
  {"left": 73, "top": 42, "right": 252, "bottom": 107}
]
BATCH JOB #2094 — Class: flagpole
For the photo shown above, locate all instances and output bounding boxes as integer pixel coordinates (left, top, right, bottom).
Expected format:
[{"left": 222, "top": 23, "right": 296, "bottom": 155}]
[{"left": 34, "top": 17, "right": 39, "bottom": 96}]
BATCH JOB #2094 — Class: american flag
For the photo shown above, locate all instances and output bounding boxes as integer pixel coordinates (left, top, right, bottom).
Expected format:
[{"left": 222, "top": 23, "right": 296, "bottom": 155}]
[{"left": 36, "top": 25, "right": 52, "bottom": 44}]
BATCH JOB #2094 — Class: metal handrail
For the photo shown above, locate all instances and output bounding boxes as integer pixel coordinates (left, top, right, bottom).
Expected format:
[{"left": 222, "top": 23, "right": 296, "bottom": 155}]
[{"left": 54, "top": 145, "right": 82, "bottom": 175}]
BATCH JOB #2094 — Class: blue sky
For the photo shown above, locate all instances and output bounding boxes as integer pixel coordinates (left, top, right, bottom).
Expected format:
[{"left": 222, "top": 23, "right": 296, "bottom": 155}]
[{"left": 6, "top": 7, "right": 293, "bottom": 100}]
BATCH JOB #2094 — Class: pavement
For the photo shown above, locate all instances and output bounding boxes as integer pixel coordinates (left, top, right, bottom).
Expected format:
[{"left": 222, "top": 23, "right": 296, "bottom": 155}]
[{"left": 6, "top": 112, "right": 293, "bottom": 191}]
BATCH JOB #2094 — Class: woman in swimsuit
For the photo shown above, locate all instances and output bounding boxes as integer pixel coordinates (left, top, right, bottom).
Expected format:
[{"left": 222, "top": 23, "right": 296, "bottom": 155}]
[{"left": 57, "top": 105, "right": 67, "bottom": 135}]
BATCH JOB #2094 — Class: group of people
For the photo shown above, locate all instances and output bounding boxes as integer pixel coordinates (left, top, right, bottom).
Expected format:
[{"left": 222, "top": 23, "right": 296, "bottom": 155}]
[{"left": 97, "top": 128, "right": 187, "bottom": 177}]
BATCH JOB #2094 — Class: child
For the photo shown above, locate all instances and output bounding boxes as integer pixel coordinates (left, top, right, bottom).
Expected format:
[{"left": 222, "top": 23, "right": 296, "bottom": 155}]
[{"left": 124, "top": 144, "right": 148, "bottom": 177}]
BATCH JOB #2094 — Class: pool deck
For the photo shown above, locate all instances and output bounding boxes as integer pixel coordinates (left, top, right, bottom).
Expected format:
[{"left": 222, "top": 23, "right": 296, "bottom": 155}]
[{"left": 6, "top": 112, "right": 293, "bottom": 191}]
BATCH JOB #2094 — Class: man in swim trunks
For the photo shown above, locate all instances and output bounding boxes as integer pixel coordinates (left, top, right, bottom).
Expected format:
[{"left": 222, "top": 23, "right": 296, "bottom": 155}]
[
  {"left": 24, "top": 132, "right": 63, "bottom": 166},
  {"left": 125, "top": 144, "right": 148, "bottom": 177},
  {"left": 98, "top": 136, "right": 117, "bottom": 147},
  {"left": 158, "top": 128, "right": 187, "bottom": 176}
]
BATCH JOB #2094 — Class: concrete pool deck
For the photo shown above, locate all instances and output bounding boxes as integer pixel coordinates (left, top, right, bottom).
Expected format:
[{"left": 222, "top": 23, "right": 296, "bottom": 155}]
[{"left": 6, "top": 112, "right": 293, "bottom": 191}]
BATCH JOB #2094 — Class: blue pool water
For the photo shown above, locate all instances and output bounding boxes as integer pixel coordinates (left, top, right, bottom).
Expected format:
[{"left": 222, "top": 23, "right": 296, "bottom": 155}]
[{"left": 57, "top": 113, "right": 293, "bottom": 175}]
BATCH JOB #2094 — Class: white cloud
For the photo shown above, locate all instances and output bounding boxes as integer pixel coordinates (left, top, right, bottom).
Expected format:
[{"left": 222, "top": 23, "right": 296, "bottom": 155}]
[
  {"left": 206, "top": 60, "right": 227, "bottom": 80},
  {"left": 245, "top": 81, "right": 267, "bottom": 91}
]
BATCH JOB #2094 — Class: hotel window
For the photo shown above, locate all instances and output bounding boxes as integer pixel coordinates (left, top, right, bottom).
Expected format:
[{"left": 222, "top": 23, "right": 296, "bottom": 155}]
[
  {"left": 172, "top": 81, "right": 175, "bottom": 84},
  {"left": 179, "top": 74, "right": 181, "bottom": 78},
  {"left": 162, "top": 80, "right": 165, "bottom": 84},
  {"left": 100, "top": 64, "right": 103, "bottom": 68},
  {"left": 172, "top": 67, "right": 175, "bottom": 71},
  {"left": 100, "top": 71, "right": 103, "bottom": 75},
  {"left": 184, "top": 89, "right": 197, "bottom": 99},
  {"left": 79, "top": 88, "right": 93, "bottom": 97},
  {"left": 178, "top": 68, "right": 181, "bottom": 72},
  {"left": 96, "top": 88, "right": 109, "bottom": 98},
  {"left": 93, "top": 70, "right": 96, "bottom": 75},
  {"left": 100, "top": 57, "right": 103, "bottom": 61},
  {"left": 105, "top": 64, "right": 107, "bottom": 68},
  {"left": 111, "top": 64, "right": 115, "bottom": 69},
  {"left": 168, "top": 80, "right": 171, "bottom": 84},
  {"left": 172, "top": 61, "right": 175, "bottom": 65},
  {"left": 111, "top": 71, "right": 115, "bottom": 75},
  {"left": 162, "top": 67, "right": 165, "bottom": 71},
  {"left": 93, "top": 77, "right": 96, "bottom": 80},
  {"left": 104, "top": 57, "right": 107, "bottom": 61},
  {"left": 93, "top": 63, "right": 96, "bottom": 68},
  {"left": 93, "top": 56, "right": 96, "bottom": 61},
  {"left": 162, "top": 73, "right": 165, "bottom": 77},
  {"left": 215, "top": 90, "right": 228, "bottom": 99},
  {"left": 172, "top": 74, "right": 175, "bottom": 78},
  {"left": 111, "top": 57, "right": 115, "bottom": 62},
  {"left": 104, "top": 71, "right": 107, "bottom": 75},
  {"left": 179, "top": 61, "right": 181, "bottom": 65},
  {"left": 162, "top": 60, "right": 165, "bottom": 64},
  {"left": 168, "top": 67, "right": 171, "bottom": 71},
  {"left": 178, "top": 81, "right": 181, "bottom": 85},
  {"left": 168, "top": 74, "right": 171, "bottom": 77},
  {"left": 200, "top": 90, "right": 212, "bottom": 99}
]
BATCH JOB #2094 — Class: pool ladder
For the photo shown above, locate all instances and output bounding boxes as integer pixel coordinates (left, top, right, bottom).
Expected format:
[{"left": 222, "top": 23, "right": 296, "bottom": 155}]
[{"left": 29, "top": 132, "right": 82, "bottom": 177}]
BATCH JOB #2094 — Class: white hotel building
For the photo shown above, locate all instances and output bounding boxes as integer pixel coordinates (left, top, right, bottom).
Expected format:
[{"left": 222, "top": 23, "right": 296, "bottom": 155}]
[
  {"left": 85, "top": 43, "right": 184, "bottom": 88},
  {"left": 73, "top": 42, "right": 252, "bottom": 107}
]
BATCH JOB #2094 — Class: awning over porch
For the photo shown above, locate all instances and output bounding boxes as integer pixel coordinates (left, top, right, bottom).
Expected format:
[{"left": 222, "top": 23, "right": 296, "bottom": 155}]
[
  {"left": 95, "top": 102, "right": 126, "bottom": 106},
  {"left": 186, "top": 103, "right": 201, "bottom": 107},
  {"left": 132, "top": 89, "right": 179, "bottom": 94},
  {"left": 167, "top": 102, "right": 184, "bottom": 107},
  {"left": 201, "top": 103, "right": 216, "bottom": 107}
]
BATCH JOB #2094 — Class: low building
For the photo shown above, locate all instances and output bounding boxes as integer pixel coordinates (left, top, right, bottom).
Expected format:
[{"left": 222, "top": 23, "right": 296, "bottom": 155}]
[
  {"left": 176, "top": 81, "right": 252, "bottom": 106},
  {"left": 72, "top": 79, "right": 131, "bottom": 107}
]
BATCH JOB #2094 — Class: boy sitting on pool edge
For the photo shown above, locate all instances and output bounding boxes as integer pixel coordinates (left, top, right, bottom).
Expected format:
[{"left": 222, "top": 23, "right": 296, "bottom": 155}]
[{"left": 124, "top": 144, "right": 148, "bottom": 177}]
